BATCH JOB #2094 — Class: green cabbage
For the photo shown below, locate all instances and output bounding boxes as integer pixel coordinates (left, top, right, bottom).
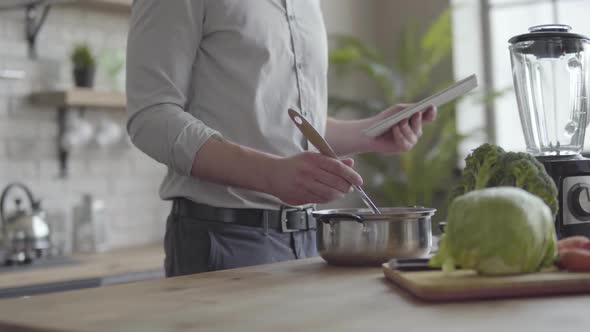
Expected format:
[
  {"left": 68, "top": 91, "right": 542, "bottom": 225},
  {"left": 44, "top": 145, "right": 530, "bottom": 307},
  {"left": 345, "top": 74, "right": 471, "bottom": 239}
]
[{"left": 429, "top": 187, "right": 557, "bottom": 275}]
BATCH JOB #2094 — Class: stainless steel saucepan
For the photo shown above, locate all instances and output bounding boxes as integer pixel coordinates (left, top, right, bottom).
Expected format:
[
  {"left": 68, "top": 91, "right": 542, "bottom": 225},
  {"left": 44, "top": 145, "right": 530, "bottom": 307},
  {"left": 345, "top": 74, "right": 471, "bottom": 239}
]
[{"left": 312, "top": 207, "right": 436, "bottom": 266}]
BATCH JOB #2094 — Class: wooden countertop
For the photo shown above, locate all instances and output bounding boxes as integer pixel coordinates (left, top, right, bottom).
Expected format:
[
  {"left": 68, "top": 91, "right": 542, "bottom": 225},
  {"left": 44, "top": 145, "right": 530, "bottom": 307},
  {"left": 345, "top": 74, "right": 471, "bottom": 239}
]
[
  {"left": 0, "top": 244, "right": 163, "bottom": 290},
  {"left": 0, "top": 257, "right": 588, "bottom": 332}
]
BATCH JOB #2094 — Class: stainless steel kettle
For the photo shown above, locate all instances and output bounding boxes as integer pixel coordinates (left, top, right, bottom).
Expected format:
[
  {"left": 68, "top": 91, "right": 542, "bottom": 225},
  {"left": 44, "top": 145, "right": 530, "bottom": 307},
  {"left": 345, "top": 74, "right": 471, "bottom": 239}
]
[{"left": 0, "top": 183, "right": 51, "bottom": 264}]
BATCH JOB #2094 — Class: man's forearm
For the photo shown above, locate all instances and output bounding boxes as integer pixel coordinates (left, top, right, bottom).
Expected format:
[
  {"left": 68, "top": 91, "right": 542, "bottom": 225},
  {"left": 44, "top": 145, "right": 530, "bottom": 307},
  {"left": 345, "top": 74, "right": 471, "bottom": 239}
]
[
  {"left": 325, "top": 117, "right": 374, "bottom": 156},
  {"left": 190, "top": 137, "right": 279, "bottom": 194}
]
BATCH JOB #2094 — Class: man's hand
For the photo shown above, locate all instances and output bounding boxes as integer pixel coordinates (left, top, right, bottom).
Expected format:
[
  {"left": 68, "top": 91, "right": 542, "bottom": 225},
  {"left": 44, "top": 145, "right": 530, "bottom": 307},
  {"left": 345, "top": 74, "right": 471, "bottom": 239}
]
[
  {"left": 265, "top": 152, "right": 363, "bottom": 206},
  {"left": 325, "top": 104, "right": 437, "bottom": 156},
  {"left": 366, "top": 104, "right": 437, "bottom": 154}
]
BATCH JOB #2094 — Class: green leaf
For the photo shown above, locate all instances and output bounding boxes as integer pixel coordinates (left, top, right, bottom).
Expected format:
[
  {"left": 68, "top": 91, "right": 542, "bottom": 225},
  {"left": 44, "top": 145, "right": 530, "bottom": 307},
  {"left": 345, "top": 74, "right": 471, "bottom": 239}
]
[
  {"left": 327, "top": 96, "right": 383, "bottom": 116},
  {"left": 420, "top": 8, "right": 452, "bottom": 67},
  {"left": 329, "top": 46, "right": 362, "bottom": 65},
  {"left": 393, "top": 21, "right": 421, "bottom": 76},
  {"left": 356, "top": 62, "right": 396, "bottom": 102},
  {"left": 330, "top": 35, "right": 384, "bottom": 62}
]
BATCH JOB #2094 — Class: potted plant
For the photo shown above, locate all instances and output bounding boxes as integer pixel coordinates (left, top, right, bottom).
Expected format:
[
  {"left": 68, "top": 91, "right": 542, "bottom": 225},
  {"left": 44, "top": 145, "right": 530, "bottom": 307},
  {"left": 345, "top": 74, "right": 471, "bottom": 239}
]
[
  {"left": 71, "top": 43, "right": 96, "bottom": 88},
  {"left": 327, "top": 9, "right": 505, "bottom": 223}
]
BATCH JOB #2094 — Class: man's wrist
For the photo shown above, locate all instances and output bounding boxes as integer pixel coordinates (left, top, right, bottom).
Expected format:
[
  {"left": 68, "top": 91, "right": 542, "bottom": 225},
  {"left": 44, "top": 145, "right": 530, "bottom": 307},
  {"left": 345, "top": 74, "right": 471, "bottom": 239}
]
[
  {"left": 239, "top": 146, "right": 281, "bottom": 195},
  {"left": 326, "top": 117, "right": 375, "bottom": 155}
]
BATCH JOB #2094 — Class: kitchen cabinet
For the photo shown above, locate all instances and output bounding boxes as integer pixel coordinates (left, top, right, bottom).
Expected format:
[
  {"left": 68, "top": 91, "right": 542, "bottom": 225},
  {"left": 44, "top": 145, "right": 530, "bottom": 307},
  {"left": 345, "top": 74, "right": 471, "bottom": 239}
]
[{"left": 0, "top": 257, "right": 588, "bottom": 331}]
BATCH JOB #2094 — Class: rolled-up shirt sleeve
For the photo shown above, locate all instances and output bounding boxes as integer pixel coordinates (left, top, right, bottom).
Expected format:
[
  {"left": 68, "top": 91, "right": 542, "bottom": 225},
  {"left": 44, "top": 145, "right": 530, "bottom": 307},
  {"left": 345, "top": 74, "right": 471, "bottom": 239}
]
[{"left": 126, "top": 0, "right": 221, "bottom": 176}]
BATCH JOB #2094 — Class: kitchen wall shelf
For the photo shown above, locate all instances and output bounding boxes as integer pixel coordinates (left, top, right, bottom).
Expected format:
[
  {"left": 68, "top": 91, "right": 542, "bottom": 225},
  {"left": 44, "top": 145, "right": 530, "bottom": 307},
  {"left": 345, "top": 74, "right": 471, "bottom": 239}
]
[
  {"left": 31, "top": 89, "right": 126, "bottom": 110},
  {"left": 30, "top": 89, "right": 127, "bottom": 178},
  {"left": 70, "top": 0, "right": 131, "bottom": 13}
]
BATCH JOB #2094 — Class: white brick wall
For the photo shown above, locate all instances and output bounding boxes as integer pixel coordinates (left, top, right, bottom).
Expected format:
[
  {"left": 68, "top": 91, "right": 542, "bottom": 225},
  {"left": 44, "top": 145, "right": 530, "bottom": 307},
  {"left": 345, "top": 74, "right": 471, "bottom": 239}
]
[{"left": 0, "top": 7, "right": 167, "bottom": 251}]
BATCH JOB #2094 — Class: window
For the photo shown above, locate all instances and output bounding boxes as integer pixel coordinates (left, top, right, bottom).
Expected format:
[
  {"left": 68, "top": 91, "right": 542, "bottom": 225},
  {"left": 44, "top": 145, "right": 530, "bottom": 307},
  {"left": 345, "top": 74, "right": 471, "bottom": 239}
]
[{"left": 452, "top": 0, "right": 590, "bottom": 158}]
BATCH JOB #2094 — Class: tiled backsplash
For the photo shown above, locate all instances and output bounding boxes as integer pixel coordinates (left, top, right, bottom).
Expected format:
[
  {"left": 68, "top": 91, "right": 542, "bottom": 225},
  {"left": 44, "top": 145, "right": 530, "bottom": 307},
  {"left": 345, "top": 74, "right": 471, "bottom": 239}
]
[{"left": 0, "top": 7, "right": 169, "bottom": 251}]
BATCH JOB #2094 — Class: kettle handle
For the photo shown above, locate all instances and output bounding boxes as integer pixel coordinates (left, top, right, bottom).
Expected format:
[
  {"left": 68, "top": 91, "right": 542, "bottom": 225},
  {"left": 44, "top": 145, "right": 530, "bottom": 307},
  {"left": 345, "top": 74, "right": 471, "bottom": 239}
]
[{"left": 0, "top": 182, "right": 38, "bottom": 227}]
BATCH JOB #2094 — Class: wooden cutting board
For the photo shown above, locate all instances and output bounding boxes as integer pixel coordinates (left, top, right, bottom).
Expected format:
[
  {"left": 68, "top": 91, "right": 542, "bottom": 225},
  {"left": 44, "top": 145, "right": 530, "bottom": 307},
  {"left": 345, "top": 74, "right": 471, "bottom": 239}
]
[{"left": 383, "top": 262, "right": 590, "bottom": 302}]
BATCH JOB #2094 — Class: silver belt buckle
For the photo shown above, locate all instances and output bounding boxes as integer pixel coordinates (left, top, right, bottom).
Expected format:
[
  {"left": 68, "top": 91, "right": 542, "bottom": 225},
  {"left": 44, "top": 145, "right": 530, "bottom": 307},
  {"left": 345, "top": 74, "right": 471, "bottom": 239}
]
[{"left": 280, "top": 206, "right": 302, "bottom": 233}]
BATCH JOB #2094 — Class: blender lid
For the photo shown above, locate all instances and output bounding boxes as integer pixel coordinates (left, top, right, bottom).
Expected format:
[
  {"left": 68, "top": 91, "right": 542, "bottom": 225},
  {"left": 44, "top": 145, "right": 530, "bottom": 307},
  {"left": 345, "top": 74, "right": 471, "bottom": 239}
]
[
  {"left": 509, "top": 24, "right": 590, "bottom": 56},
  {"left": 508, "top": 24, "right": 590, "bottom": 44},
  {"left": 509, "top": 24, "right": 590, "bottom": 44}
]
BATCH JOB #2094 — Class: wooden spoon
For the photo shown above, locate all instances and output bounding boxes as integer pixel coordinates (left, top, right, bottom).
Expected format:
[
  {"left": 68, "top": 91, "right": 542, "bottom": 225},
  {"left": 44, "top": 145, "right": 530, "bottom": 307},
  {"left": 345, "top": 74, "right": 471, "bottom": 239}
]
[{"left": 288, "top": 109, "right": 381, "bottom": 214}]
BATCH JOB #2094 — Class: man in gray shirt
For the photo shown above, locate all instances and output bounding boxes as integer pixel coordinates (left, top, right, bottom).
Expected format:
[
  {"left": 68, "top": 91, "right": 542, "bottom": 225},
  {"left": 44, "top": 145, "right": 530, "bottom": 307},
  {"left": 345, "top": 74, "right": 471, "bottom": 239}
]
[{"left": 126, "top": 0, "right": 436, "bottom": 277}]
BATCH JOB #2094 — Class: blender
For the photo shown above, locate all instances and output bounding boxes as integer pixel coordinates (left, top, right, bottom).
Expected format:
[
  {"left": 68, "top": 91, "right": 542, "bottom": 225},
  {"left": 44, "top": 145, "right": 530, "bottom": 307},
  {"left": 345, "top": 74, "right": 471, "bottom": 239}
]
[{"left": 509, "top": 24, "right": 590, "bottom": 238}]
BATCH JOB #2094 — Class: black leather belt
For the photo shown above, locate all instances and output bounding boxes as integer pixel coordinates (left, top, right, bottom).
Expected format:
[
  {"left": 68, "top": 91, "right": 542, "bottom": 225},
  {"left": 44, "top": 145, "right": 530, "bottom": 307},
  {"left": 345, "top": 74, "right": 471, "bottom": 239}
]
[{"left": 171, "top": 198, "right": 317, "bottom": 233}]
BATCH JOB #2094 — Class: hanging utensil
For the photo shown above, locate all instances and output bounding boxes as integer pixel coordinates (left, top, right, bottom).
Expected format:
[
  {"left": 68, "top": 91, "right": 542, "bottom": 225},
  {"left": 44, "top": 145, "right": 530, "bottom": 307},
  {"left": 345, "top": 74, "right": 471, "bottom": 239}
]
[{"left": 288, "top": 109, "right": 381, "bottom": 214}]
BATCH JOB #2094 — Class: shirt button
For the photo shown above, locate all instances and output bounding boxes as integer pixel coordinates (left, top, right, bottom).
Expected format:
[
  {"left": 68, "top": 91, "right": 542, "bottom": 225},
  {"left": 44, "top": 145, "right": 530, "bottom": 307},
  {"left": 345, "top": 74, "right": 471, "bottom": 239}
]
[
  {"left": 297, "top": 63, "right": 304, "bottom": 70},
  {"left": 288, "top": 15, "right": 296, "bottom": 21}
]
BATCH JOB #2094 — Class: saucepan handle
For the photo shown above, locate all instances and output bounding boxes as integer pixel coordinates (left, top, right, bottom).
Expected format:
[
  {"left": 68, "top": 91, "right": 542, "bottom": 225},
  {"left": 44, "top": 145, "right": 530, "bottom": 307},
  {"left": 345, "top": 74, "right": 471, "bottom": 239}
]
[{"left": 315, "top": 213, "right": 364, "bottom": 224}]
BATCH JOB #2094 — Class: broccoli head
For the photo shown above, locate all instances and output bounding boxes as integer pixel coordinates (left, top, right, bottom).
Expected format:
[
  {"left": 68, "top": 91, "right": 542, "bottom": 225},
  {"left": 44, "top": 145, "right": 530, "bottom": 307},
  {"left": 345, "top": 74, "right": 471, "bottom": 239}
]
[
  {"left": 450, "top": 144, "right": 558, "bottom": 218},
  {"left": 448, "top": 143, "right": 505, "bottom": 202},
  {"left": 493, "top": 157, "right": 558, "bottom": 218}
]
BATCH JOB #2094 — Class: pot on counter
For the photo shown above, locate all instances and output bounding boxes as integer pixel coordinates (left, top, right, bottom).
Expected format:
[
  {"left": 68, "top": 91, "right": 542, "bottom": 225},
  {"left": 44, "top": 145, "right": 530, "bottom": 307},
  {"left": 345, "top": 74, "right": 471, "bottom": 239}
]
[{"left": 312, "top": 207, "right": 436, "bottom": 266}]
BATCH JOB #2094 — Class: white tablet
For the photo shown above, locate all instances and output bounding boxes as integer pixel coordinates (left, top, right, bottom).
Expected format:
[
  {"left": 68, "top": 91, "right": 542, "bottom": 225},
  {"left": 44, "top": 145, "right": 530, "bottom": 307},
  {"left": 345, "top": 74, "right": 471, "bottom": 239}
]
[{"left": 362, "top": 74, "right": 478, "bottom": 137}]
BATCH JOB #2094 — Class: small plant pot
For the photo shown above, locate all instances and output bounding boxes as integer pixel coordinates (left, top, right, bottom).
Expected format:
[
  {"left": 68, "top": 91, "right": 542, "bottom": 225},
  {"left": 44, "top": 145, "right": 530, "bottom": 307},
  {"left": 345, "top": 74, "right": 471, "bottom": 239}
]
[{"left": 73, "top": 66, "right": 95, "bottom": 88}]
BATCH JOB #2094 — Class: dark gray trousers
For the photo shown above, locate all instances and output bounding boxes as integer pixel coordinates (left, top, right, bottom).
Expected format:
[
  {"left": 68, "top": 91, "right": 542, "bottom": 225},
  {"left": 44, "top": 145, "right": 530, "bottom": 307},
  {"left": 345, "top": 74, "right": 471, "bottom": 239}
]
[{"left": 164, "top": 211, "right": 318, "bottom": 277}]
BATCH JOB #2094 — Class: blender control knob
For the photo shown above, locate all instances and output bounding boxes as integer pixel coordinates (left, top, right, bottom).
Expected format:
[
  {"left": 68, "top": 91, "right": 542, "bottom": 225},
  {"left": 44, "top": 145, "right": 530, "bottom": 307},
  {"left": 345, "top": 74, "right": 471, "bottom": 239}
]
[{"left": 568, "top": 184, "right": 590, "bottom": 220}]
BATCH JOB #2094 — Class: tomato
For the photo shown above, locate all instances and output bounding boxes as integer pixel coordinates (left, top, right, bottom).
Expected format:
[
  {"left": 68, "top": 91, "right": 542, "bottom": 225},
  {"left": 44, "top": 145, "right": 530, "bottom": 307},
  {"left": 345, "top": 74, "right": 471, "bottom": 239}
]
[{"left": 557, "top": 236, "right": 590, "bottom": 272}]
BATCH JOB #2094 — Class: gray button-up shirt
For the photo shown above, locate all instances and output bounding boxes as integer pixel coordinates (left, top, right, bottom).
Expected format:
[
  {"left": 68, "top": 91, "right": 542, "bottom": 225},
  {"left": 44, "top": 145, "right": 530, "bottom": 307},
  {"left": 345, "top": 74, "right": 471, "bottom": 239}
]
[{"left": 126, "top": 0, "right": 328, "bottom": 210}]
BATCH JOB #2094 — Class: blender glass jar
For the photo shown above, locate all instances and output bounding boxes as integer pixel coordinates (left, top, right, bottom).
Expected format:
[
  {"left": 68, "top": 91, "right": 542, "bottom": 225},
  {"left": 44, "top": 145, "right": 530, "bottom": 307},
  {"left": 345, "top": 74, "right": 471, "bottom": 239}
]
[{"left": 509, "top": 24, "right": 590, "bottom": 157}]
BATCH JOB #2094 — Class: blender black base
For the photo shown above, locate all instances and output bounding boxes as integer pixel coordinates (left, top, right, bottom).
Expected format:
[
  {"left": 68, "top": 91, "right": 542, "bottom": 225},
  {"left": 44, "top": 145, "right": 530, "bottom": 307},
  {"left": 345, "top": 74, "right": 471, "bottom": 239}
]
[{"left": 538, "top": 155, "right": 590, "bottom": 239}]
